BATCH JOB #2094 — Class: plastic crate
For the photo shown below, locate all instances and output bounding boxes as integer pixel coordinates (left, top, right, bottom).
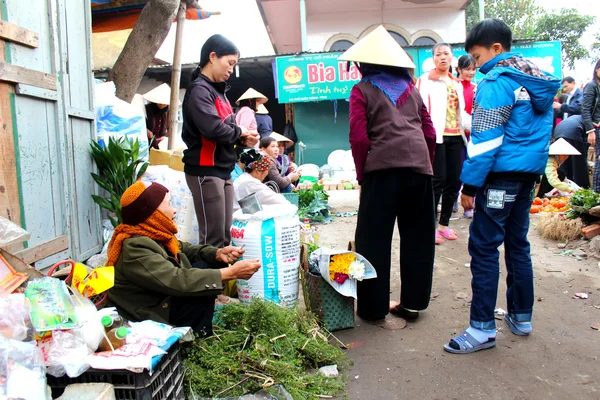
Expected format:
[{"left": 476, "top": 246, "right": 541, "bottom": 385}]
[{"left": 47, "top": 343, "right": 184, "bottom": 400}]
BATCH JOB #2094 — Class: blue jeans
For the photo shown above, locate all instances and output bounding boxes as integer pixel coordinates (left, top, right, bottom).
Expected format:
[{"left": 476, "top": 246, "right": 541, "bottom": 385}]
[{"left": 469, "top": 179, "right": 536, "bottom": 331}]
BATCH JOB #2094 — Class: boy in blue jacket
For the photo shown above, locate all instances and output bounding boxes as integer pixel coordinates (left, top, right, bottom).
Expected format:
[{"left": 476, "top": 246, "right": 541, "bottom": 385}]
[{"left": 444, "top": 19, "right": 560, "bottom": 354}]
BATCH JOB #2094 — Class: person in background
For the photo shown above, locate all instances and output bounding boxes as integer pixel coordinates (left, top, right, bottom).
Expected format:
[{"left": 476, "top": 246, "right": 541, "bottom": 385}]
[
  {"left": 417, "top": 43, "right": 471, "bottom": 244},
  {"left": 553, "top": 76, "right": 583, "bottom": 120},
  {"left": 255, "top": 104, "right": 273, "bottom": 138},
  {"left": 537, "top": 138, "right": 580, "bottom": 196},
  {"left": 270, "top": 132, "right": 297, "bottom": 178},
  {"left": 259, "top": 136, "right": 300, "bottom": 193},
  {"left": 553, "top": 115, "right": 589, "bottom": 188},
  {"left": 583, "top": 60, "right": 600, "bottom": 192},
  {"left": 143, "top": 83, "right": 177, "bottom": 149},
  {"left": 445, "top": 19, "right": 560, "bottom": 354},
  {"left": 233, "top": 149, "right": 291, "bottom": 211},
  {"left": 342, "top": 26, "right": 436, "bottom": 324},
  {"left": 553, "top": 94, "right": 568, "bottom": 130},
  {"left": 455, "top": 54, "right": 477, "bottom": 218},
  {"left": 235, "top": 88, "right": 268, "bottom": 140},
  {"left": 106, "top": 181, "right": 261, "bottom": 336},
  {"left": 182, "top": 34, "right": 259, "bottom": 248}
]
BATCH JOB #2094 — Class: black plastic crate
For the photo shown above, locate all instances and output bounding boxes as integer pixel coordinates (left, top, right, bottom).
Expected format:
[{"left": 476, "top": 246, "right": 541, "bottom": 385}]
[{"left": 47, "top": 343, "right": 184, "bottom": 400}]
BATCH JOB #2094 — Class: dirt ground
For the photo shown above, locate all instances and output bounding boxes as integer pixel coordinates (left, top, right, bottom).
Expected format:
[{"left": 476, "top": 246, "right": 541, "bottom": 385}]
[{"left": 314, "top": 190, "right": 600, "bottom": 400}]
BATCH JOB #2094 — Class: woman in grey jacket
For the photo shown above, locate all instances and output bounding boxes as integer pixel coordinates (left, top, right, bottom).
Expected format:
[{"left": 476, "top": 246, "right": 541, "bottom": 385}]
[{"left": 583, "top": 59, "right": 600, "bottom": 191}]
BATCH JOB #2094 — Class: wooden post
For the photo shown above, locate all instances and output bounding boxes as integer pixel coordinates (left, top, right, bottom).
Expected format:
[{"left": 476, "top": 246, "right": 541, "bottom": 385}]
[{"left": 167, "top": 1, "right": 186, "bottom": 150}]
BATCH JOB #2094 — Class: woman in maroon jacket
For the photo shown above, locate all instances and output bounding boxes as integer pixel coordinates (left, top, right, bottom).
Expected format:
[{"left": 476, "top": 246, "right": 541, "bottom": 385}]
[
  {"left": 182, "top": 34, "right": 259, "bottom": 247},
  {"left": 341, "top": 26, "right": 436, "bottom": 323}
]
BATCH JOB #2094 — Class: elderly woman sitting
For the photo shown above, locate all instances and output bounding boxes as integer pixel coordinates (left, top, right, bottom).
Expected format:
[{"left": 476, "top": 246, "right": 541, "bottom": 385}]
[
  {"left": 233, "top": 148, "right": 292, "bottom": 211},
  {"left": 106, "top": 181, "right": 261, "bottom": 336}
]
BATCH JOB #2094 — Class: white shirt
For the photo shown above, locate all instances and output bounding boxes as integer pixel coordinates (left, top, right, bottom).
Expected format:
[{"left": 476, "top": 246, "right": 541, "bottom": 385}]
[{"left": 233, "top": 172, "right": 291, "bottom": 211}]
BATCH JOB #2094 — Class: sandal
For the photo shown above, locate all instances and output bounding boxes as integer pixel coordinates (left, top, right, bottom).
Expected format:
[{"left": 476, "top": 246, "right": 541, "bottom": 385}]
[
  {"left": 435, "top": 231, "right": 445, "bottom": 245},
  {"left": 389, "top": 303, "right": 419, "bottom": 322},
  {"left": 443, "top": 330, "right": 496, "bottom": 354},
  {"left": 505, "top": 315, "right": 532, "bottom": 336},
  {"left": 439, "top": 228, "right": 458, "bottom": 241}
]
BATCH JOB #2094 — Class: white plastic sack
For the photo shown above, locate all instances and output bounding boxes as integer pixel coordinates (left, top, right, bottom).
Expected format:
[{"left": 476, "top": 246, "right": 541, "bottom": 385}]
[
  {"left": 0, "top": 216, "right": 30, "bottom": 248},
  {"left": 95, "top": 81, "right": 148, "bottom": 160},
  {"left": 231, "top": 205, "right": 300, "bottom": 307}
]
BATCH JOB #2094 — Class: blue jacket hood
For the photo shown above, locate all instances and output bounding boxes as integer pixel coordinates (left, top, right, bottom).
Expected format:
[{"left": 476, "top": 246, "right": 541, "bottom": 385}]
[{"left": 480, "top": 52, "right": 561, "bottom": 113}]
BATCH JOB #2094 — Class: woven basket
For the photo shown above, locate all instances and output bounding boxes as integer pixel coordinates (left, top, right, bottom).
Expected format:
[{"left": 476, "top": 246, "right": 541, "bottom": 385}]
[{"left": 300, "top": 244, "right": 355, "bottom": 331}]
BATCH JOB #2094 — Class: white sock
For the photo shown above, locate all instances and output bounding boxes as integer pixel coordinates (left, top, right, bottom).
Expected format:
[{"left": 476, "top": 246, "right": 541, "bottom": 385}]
[{"left": 466, "top": 326, "right": 496, "bottom": 343}]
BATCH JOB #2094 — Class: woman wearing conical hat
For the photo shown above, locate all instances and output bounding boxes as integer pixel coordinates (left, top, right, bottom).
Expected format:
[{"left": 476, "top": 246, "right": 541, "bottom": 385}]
[
  {"left": 235, "top": 88, "right": 268, "bottom": 141},
  {"left": 537, "top": 137, "right": 581, "bottom": 196},
  {"left": 255, "top": 104, "right": 273, "bottom": 138},
  {"left": 340, "top": 25, "right": 436, "bottom": 324},
  {"left": 143, "top": 83, "right": 179, "bottom": 149}
]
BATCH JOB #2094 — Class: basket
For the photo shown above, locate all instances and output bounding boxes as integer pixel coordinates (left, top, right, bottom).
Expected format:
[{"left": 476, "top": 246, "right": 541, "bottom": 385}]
[
  {"left": 300, "top": 244, "right": 355, "bottom": 332},
  {"left": 47, "top": 260, "right": 108, "bottom": 310},
  {"left": 282, "top": 192, "right": 299, "bottom": 206},
  {"left": 47, "top": 343, "right": 184, "bottom": 400}
]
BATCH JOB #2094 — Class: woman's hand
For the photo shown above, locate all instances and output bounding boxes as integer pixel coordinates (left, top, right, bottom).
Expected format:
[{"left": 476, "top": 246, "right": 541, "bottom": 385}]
[
  {"left": 241, "top": 130, "right": 259, "bottom": 147},
  {"left": 588, "top": 130, "right": 596, "bottom": 146},
  {"left": 288, "top": 172, "right": 300, "bottom": 182},
  {"left": 216, "top": 246, "right": 245, "bottom": 264},
  {"left": 221, "top": 259, "right": 261, "bottom": 281}
]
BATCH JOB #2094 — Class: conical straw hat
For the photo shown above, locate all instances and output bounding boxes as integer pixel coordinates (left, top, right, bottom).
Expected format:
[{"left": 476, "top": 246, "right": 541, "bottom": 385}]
[
  {"left": 236, "top": 88, "right": 268, "bottom": 104},
  {"left": 270, "top": 132, "right": 292, "bottom": 143},
  {"left": 143, "top": 83, "right": 180, "bottom": 106},
  {"left": 338, "top": 25, "right": 415, "bottom": 69},
  {"left": 256, "top": 104, "right": 269, "bottom": 114},
  {"left": 549, "top": 138, "right": 581, "bottom": 156}
]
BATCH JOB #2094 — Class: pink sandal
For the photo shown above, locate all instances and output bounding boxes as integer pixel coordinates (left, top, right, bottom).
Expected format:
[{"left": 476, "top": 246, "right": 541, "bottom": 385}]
[
  {"left": 439, "top": 228, "right": 458, "bottom": 241},
  {"left": 435, "top": 231, "right": 445, "bottom": 245}
]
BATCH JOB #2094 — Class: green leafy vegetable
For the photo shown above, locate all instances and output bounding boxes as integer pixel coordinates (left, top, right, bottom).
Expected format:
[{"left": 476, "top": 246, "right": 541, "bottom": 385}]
[
  {"left": 297, "top": 184, "right": 331, "bottom": 222},
  {"left": 567, "top": 189, "right": 600, "bottom": 219}
]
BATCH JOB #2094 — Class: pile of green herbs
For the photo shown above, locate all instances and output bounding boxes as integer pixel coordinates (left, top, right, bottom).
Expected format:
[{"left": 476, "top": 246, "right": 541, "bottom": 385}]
[
  {"left": 182, "top": 299, "right": 349, "bottom": 399},
  {"left": 298, "top": 184, "right": 331, "bottom": 222},
  {"left": 566, "top": 189, "right": 600, "bottom": 221}
]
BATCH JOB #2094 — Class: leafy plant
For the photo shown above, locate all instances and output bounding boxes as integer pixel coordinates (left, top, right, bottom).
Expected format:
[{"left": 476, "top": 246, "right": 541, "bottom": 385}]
[
  {"left": 90, "top": 137, "right": 149, "bottom": 227},
  {"left": 566, "top": 188, "right": 600, "bottom": 219},
  {"left": 297, "top": 184, "right": 331, "bottom": 223}
]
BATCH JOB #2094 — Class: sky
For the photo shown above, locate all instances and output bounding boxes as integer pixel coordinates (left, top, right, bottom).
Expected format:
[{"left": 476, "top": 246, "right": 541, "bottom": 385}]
[{"left": 538, "top": 0, "right": 600, "bottom": 83}]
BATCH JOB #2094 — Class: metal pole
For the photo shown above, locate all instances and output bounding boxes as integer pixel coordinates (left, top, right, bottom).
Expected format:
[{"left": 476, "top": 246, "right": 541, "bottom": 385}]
[
  {"left": 299, "top": 0, "right": 308, "bottom": 52},
  {"left": 168, "top": 1, "right": 186, "bottom": 150},
  {"left": 478, "top": 0, "right": 484, "bottom": 21}
]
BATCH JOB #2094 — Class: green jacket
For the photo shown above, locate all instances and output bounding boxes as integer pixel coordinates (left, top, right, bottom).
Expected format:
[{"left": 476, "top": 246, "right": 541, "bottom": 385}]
[{"left": 107, "top": 236, "right": 224, "bottom": 324}]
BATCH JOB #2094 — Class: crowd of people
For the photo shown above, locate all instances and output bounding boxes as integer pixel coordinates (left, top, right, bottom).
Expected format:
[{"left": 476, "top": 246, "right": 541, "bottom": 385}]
[{"left": 104, "top": 21, "right": 600, "bottom": 355}]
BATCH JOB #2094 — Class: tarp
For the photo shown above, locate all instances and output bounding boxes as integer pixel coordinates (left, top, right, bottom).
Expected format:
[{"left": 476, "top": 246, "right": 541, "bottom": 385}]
[{"left": 92, "top": 6, "right": 213, "bottom": 33}]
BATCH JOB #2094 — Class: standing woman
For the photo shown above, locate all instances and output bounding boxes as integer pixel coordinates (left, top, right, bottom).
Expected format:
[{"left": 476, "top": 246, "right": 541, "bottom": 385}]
[
  {"left": 417, "top": 43, "right": 471, "bottom": 244},
  {"left": 456, "top": 54, "right": 477, "bottom": 218},
  {"left": 182, "top": 34, "right": 259, "bottom": 247},
  {"left": 235, "top": 88, "right": 267, "bottom": 140},
  {"left": 584, "top": 60, "right": 600, "bottom": 192},
  {"left": 341, "top": 26, "right": 436, "bottom": 323}
]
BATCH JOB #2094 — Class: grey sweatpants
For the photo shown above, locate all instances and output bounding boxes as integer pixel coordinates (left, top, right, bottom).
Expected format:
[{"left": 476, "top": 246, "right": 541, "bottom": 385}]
[{"left": 185, "top": 174, "right": 233, "bottom": 247}]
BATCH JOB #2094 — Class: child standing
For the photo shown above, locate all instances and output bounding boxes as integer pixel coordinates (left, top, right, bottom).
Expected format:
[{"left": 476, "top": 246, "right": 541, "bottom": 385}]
[{"left": 444, "top": 19, "right": 560, "bottom": 354}]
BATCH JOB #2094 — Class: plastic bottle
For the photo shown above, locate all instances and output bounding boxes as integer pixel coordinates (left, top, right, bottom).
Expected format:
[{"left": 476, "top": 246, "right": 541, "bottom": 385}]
[
  {"left": 101, "top": 315, "right": 125, "bottom": 332},
  {"left": 300, "top": 218, "right": 315, "bottom": 245},
  {"left": 98, "top": 326, "right": 129, "bottom": 352}
]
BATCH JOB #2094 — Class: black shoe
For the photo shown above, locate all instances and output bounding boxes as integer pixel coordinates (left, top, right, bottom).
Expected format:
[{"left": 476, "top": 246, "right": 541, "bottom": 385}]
[{"left": 390, "top": 305, "right": 419, "bottom": 322}]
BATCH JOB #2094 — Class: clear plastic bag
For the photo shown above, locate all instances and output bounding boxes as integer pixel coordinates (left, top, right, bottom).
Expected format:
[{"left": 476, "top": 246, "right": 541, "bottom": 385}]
[
  {"left": 0, "top": 215, "right": 30, "bottom": 248},
  {"left": 45, "top": 330, "right": 92, "bottom": 378},
  {"left": 70, "top": 290, "right": 105, "bottom": 352},
  {"left": 0, "top": 336, "right": 49, "bottom": 400},
  {"left": 0, "top": 293, "right": 30, "bottom": 341},
  {"left": 192, "top": 385, "right": 293, "bottom": 400}
]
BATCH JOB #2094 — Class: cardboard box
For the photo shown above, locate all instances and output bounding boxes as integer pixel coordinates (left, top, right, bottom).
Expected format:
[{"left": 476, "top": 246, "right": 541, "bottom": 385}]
[{"left": 149, "top": 148, "right": 171, "bottom": 166}]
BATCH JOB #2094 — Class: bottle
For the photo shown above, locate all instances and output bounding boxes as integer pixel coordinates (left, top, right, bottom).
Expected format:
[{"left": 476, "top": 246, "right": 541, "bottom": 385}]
[
  {"left": 300, "top": 218, "right": 313, "bottom": 245},
  {"left": 98, "top": 326, "right": 129, "bottom": 352},
  {"left": 101, "top": 315, "right": 125, "bottom": 332}
]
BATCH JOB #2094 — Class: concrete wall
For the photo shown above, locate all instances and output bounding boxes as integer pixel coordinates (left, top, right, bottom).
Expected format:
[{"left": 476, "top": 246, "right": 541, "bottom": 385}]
[{"left": 307, "top": 8, "right": 466, "bottom": 51}]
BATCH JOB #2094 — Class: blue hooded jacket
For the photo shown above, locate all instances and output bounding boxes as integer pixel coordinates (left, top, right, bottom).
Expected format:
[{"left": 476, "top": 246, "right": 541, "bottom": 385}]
[{"left": 461, "top": 52, "right": 561, "bottom": 193}]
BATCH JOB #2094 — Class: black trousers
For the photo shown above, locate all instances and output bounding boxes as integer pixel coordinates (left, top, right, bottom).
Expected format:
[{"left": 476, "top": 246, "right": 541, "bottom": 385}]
[
  {"left": 170, "top": 295, "right": 216, "bottom": 337},
  {"left": 355, "top": 168, "right": 435, "bottom": 321},
  {"left": 433, "top": 136, "right": 465, "bottom": 226},
  {"left": 558, "top": 138, "right": 590, "bottom": 189}
]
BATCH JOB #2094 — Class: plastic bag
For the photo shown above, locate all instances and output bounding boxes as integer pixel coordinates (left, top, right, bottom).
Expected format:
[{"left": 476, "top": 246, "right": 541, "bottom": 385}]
[
  {"left": 0, "top": 336, "right": 49, "bottom": 400},
  {"left": 95, "top": 81, "right": 148, "bottom": 160},
  {"left": 70, "top": 290, "right": 105, "bottom": 352},
  {"left": 0, "top": 215, "right": 30, "bottom": 248},
  {"left": 0, "top": 293, "right": 30, "bottom": 341},
  {"left": 45, "top": 330, "right": 93, "bottom": 378},
  {"left": 193, "top": 384, "right": 293, "bottom": 400},
  {"left": 25, "top": 277, "right": 78, "bottom": 332}
]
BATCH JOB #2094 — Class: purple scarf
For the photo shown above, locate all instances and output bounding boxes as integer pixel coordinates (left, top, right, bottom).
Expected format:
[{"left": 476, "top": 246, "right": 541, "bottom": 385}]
[{"left": 360, "top": 65, "right": 412, "bottom": 105}]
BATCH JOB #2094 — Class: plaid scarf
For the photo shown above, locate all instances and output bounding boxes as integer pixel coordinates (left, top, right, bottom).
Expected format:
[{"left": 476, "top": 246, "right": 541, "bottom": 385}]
[{"left": 496, "top": 55, "right": 552, "bottom": 80}]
